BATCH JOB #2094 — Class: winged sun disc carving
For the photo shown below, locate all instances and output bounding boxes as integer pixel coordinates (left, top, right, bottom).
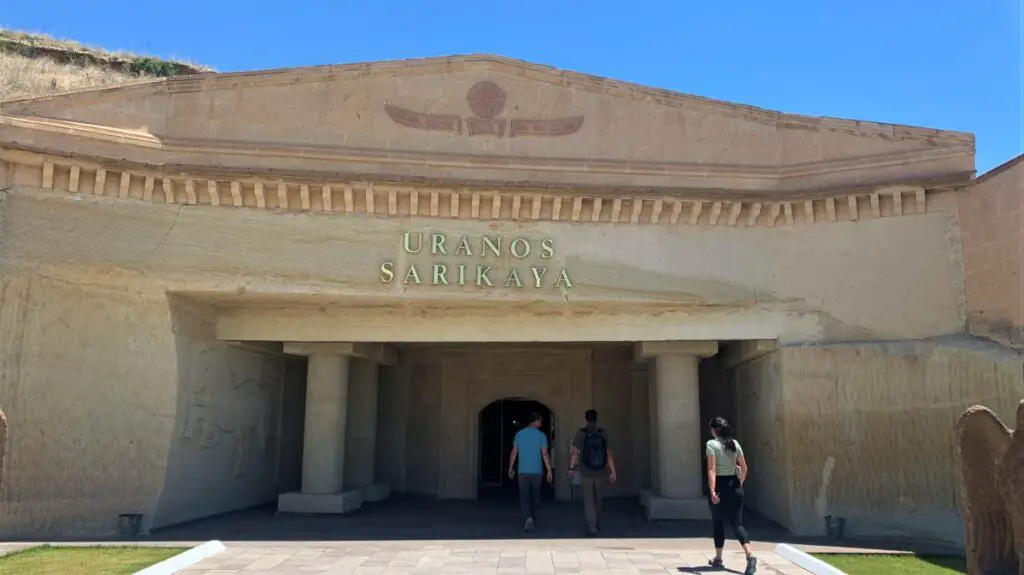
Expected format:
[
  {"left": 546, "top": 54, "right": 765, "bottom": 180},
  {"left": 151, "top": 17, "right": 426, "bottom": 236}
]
[{"left": 384, "top": 80, "right": 583, "bottom": 138}]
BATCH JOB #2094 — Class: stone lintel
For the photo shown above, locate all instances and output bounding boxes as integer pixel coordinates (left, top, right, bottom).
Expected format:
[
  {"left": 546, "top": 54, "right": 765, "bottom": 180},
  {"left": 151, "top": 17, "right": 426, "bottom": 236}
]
[
  {"left": 226, "top": 341, "right": 284, "bottom": 355},
  {"left": 282, "top": 342, "right": 398, "bottom": 365},
  {"left": 723, "top": 339, "right": 779, "bottom": 369},
  {"left": 633, "top": 341, "right": 719, "bottom": 361}
]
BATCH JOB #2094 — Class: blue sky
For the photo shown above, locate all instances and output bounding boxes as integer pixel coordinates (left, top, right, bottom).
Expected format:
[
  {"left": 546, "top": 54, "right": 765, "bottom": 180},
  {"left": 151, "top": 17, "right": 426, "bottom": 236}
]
[{"left": 4, "top": 0, "right": 1020, "bottom": 173}]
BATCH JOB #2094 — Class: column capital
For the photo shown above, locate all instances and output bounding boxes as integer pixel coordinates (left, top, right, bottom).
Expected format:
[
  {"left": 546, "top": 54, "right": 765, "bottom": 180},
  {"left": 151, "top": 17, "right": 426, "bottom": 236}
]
[
  {"left": 283, "top": 342, "right": 398, "bottom": 365},
  {"left": 633, "top": 341, "right": 718, "bottom": 361}
]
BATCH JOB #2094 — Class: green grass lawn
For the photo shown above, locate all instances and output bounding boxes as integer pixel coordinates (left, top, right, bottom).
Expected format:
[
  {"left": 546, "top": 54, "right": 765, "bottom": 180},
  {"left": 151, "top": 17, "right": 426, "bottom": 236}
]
[
  {"left": 0, "top": 544, "right": 187, "bottom": 574},
  {"left": 812, "top": 553, "right": 967, "bottom": 574}
]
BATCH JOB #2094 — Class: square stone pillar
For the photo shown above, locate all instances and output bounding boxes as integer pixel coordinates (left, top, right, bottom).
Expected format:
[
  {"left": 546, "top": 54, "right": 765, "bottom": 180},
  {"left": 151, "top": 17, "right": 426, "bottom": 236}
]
[
  {"left": 301, "top": 352, "right": 350, "bottom": 495},
  {"left": 345, "top": 352, "right": 396, "bottom": 503},
  {"left": 277, "top": 342, "right": 396, "bottom": 515},
  {"left": 635, "top": 341, "right": 718, "bottom": 520}
]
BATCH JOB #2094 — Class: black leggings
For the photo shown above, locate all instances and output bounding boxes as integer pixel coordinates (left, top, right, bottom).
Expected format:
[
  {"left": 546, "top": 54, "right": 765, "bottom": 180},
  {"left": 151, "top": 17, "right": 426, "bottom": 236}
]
[{"left": 710, "top": 475, "right": 750, "bottom": 547}]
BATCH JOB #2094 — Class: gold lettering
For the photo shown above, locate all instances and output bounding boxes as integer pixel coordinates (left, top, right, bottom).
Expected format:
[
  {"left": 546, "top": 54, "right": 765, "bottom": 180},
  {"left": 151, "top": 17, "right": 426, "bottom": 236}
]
[
  {"left": 391, "top": 233, "right": 570, "bottom": 290},
  {"left": 455, "top": 236, "right": 473, "bottom": 256},
  {"left": 432, "top": 264, "right": 448, "bottom": 285},
  {"left": 553, "top": 269, "right": 573, "bottom": 289},
  {"left": 510, "top": 238, "right": 531, "bottom": 259},
  {"left": 380, "top": 262, "right": 395, "bottom": 283},
  {"left": 482, "top": 235, "right": 502, "bottom": 257},
  {"left": 476, "top": 265, "right": 493, "bottom": 286},
  {"left": 403, "top": 265, "right": 422, "bottom": 285},
  {"left": 430, "top": 233, "right": 447, "bottom": 255},
  {"left": 530, "top": 267, "right": 547, "bottom": 288},
  {"left": 403, "top": 232, "right": 423, "bottom": 254},
  {"left": 504, "top": 268, "right": 523, "bottom": 288},
  {"left": 540, "top": 238, "right": 554, "bottom": 259}
]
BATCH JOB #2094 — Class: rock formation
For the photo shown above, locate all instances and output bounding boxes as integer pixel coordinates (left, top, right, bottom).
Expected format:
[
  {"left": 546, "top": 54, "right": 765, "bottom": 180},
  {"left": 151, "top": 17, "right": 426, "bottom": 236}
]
[{"left": 955, "top": 399, "right": 1024, "bottom": 575}]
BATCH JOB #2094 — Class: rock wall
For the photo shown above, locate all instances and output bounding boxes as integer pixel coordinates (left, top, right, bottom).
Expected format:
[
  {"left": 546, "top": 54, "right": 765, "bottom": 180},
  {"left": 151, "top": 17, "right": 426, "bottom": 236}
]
[
  {"left": 277, "top": 358, "right": 306, "bottom": 495},
  {"left": 0, "top": 274, "right": 179, "bottom": 537},
  {"left": 0, "top": 276, "right": 295, "bottom": 536},
  {"left": 151, "top": 298, "right": 285, "bottom": 529},
  {"left": 736, "top": 338, "right": 1024, "bottom": 544},
  {"left": 0, "top": 408, "right": 6, "bottom": 492},
  {"left": 377, "top": 360, "right": 410, "bottom": 493},
  {"left": 728, "top": 352, "right": 791, "bottom": 527},
  {"left": 590, "top": 345, "right": 639, "bottom": 498}
]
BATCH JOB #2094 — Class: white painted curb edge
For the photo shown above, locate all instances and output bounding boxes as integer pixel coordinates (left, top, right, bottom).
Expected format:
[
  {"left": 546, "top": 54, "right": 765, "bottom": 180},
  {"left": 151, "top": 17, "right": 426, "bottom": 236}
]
[
  {"left": 133, "top": 540, "right": 226, "bottom": 575},
  {"left": 774, "top": 544, "right": 848, "bottom": 575}
]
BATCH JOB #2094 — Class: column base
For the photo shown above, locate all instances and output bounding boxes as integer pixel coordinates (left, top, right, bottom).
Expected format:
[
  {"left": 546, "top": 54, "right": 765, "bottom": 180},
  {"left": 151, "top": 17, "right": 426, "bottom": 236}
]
[
  {"left": 639, "top": 488, "right": 656, "bottom": 507},
  {"left": 360, "top": 483, "right": 391, "bottom": 503},
  {"left": 645, "top": 496, "right": 709, "bottom": 520},
  {"left": 277, "top": 490, "right": 364, "bottom": 514}
]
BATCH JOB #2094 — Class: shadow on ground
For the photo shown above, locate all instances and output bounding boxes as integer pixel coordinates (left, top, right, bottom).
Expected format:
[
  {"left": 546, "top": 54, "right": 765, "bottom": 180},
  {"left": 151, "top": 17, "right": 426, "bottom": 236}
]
[
  {"left": 155, "top": 495, "right": 960, "bottom": 552},
  {"left": 14, "top": 494, "right": 966, "bottom": 558},
  {"left": 151, "top": 496, "right": 746, "bottom": 542}
]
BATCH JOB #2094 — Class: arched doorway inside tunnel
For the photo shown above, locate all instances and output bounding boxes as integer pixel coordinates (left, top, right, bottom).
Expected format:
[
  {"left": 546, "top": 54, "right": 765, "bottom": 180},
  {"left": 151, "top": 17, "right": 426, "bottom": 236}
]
[{"left": 477, "top": 398, "right": 555, "bottom": 501}]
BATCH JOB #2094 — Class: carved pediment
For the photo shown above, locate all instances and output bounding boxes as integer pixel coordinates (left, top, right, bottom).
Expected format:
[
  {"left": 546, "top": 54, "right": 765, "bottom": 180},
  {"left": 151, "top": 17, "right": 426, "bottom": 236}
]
[{"left": 0, "top": 55, "right": 974, "bottom": 193}]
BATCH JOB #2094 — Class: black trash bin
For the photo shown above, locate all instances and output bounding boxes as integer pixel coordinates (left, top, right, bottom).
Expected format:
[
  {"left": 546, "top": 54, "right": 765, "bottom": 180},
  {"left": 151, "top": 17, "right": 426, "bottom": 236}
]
[
  {"left": 824, "top": 515, "right": 846, "bottom": 540},
  {"left": 118, "top": 513, "right": 142, "bottom": 538}
]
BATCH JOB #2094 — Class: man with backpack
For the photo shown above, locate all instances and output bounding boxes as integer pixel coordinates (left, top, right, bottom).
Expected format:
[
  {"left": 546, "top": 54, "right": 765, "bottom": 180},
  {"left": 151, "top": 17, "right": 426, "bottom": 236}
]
[{"left": 569, "top": 409, "right": 617, "bottom": 536}]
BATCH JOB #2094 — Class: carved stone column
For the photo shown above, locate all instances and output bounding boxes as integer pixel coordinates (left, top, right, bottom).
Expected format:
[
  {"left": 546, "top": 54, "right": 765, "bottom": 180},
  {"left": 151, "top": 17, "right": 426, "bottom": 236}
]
[
  {"left": 277, "top": 342, "right": 396, "bottom": 514},
  {"left": 346, "top": 350, "right": 397, "bottom": 503},
  {"left": 635, "top": 341, "right": 719, "bottom": 520},
  {"left": 301, "top": 352, "right": 350, "bottom": 495}
]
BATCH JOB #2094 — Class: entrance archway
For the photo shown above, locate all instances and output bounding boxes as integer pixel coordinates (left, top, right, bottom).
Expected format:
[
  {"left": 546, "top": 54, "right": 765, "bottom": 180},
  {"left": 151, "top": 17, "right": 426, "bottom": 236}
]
[{"left": 477, "top": 398, "right": 555, "bottom": 501}]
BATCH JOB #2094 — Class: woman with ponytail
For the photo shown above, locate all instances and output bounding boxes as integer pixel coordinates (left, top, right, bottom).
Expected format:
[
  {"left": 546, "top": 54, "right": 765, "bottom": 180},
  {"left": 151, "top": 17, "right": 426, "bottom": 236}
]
[{"left": 706, "top": 416, "right": 756, "bottom": 574}]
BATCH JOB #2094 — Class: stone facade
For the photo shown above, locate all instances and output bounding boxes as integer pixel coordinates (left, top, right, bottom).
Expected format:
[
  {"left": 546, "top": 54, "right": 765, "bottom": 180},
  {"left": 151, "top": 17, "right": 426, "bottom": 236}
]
[
  {"left": 0, "top": 55, "right": 1016, "bottom": 545},
  {"left": 961, "top": 155, "right": 1024, "bottom": 349}
]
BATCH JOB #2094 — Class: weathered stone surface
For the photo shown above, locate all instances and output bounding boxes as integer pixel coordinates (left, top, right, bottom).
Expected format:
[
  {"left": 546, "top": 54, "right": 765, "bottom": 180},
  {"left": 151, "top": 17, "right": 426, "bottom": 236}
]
[
  {"left": 0, "top": 408, "right": 7, "bottom": 491},
  {"left": 956, "top": 400, "right": 1024, "bottom": 575},
  {"left": 961, "top": 156, "right": 1024, "bottom": 350},
  {"left": 732, "top": 337, "right": 1024, "bottom": 545}
]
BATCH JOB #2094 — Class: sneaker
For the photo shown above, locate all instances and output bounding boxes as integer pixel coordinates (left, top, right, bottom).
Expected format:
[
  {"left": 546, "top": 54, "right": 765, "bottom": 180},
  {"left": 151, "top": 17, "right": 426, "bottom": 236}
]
[
  {"left": 584, "top": 528, "right": 597, "bottom": 537},
  {"left": 709, "top": 557, "right": 724, "bottom": 569},
  {"left": 523, "top": 517, "right": 535, "bottom": 533},
  {"left": 744, "top": 556, "right": 757, "bottom": 574}
]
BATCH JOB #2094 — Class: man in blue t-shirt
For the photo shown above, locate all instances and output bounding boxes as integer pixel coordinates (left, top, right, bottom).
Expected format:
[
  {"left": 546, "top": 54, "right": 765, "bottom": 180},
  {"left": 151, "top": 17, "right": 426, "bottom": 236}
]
[{"left": 508, "top": 413, "right": 553, "bottom": 532}]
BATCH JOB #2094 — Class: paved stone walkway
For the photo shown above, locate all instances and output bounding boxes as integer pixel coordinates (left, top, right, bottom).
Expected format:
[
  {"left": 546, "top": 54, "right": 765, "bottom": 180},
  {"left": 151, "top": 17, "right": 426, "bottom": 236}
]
[
  {"left": 116, "top": 497, "right": 955, "bottom": 574},
  {"left": 155, "top": 497, "right": 810, "bottom": 573},
  {"left": 0, "top": 497, "right": 961, "bottom": 574},
  {"left": 179, "top": 540, "right": 810, "bottom": 574}
]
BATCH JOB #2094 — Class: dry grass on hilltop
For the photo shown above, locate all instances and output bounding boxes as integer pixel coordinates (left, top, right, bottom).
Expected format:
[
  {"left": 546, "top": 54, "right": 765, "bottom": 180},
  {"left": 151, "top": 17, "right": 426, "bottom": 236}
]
[
  {"left": 0, "top": 51, "right": 143, "bottom": 101},
  {"left": 0, "top": 29, "right": 211, "bottom": 101}
]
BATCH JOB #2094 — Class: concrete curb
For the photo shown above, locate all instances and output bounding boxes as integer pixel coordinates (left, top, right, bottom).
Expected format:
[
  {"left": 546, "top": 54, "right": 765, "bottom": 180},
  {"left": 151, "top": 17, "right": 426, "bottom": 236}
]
[
  {"left": 774, "top": 544, "right": 847, "bottom": 575},
  {"left": 133, "top": 540, "right": 225, "bottom": 575}
]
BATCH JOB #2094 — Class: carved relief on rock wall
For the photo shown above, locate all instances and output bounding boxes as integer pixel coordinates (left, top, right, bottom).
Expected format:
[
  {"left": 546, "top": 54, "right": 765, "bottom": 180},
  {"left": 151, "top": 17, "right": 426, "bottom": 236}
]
[
  {"left": 183, "top": 349, "right": 283, "bottom": 477},
  {"left": 385, "top": 80, "right": 584, "bottom": 137}
]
